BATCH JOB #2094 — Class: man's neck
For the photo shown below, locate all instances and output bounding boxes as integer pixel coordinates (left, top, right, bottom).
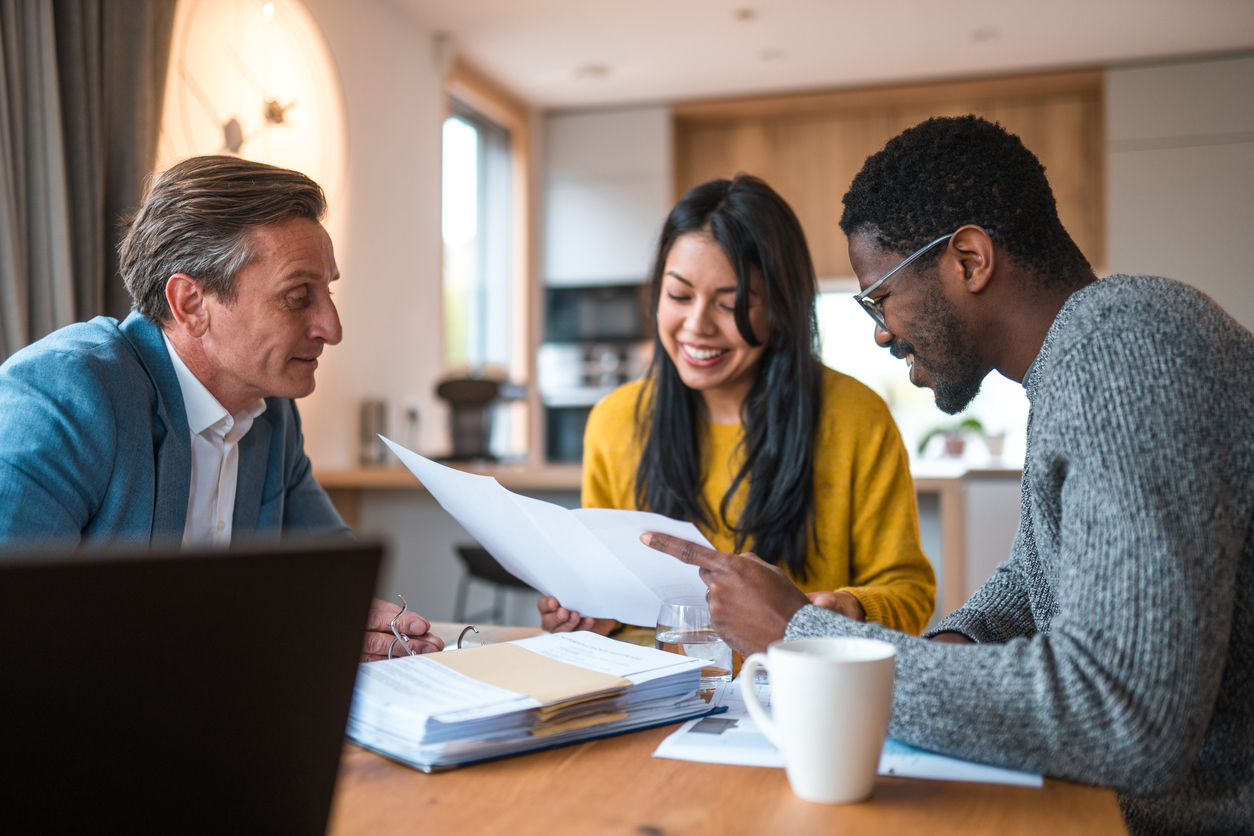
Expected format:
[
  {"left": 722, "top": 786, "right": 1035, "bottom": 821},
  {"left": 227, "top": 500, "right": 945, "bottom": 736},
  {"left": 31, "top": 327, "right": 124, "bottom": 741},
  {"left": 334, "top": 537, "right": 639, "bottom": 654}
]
[
  {"left": 162, "top": 327, "right": 251, "bottom": 415},
  {"left": 988, "top": 276, "right": 1095, "bottom": 384}
]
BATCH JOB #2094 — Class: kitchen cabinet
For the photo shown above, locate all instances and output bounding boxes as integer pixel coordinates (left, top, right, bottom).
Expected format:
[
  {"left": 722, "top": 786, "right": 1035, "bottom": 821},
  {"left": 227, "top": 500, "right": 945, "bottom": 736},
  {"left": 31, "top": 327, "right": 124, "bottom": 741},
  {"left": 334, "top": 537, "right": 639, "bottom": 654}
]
[
  {"left": 543, "top": 105, "right": 672, "bottom": 286},
  {"left": 674, "top": 70, "right": 1105, "bottom": 279},
  {"left": 1107, "top": 55, "right": 1254, "bottom": 331}
]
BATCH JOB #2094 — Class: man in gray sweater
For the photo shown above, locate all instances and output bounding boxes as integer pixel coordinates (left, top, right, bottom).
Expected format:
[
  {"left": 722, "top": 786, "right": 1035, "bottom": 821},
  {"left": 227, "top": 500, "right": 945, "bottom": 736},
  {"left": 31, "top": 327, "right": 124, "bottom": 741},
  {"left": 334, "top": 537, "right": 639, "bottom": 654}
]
[{"left": 642, "top": 116, "right": 1252, "bottom": 834}]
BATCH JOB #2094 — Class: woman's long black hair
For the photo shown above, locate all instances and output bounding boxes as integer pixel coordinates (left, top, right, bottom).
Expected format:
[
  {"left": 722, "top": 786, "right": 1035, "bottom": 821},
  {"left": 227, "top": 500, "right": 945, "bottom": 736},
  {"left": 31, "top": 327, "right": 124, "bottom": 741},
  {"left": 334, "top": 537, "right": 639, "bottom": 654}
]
[{"left": 634, "top": 174, "right": 824, "bottom": 580}]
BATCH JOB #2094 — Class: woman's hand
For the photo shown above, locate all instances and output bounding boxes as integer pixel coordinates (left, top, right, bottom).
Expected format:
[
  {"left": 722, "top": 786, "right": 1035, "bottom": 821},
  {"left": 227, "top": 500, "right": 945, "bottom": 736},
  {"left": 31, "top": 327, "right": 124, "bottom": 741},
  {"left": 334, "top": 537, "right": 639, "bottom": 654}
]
[
  {"left": 537, "top": 596, "right": 616, "bottom": 635},
  {"left": 806, "top": 590, "right": 867, "bottom": 622}
]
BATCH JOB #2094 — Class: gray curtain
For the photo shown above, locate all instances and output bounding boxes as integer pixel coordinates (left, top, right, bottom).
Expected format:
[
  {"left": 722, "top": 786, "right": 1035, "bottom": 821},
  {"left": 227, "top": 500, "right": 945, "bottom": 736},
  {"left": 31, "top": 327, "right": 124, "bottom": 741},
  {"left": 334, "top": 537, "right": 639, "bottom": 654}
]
[{"left": 0, "top": 0, "right": 175, "bottom": 362}]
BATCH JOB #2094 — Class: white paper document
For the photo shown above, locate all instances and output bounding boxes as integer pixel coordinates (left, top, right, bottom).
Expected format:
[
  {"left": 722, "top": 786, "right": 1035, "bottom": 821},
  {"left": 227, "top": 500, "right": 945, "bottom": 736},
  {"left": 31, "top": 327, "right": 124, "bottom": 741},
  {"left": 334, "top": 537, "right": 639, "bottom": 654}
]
[
  {"left": 653, "top": 679, "right": 1044, "bottom": 788},
  {"left": 381, "top": 437, "right": 710, "bottom": 625}
]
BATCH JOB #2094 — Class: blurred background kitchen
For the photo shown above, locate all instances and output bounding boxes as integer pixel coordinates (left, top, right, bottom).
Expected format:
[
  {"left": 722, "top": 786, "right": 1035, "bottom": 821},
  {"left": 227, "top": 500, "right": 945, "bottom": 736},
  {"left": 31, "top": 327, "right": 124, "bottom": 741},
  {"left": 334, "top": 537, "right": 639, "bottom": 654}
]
[{"left": 7, "top": 0, "right": 1251, "bottom": 628}]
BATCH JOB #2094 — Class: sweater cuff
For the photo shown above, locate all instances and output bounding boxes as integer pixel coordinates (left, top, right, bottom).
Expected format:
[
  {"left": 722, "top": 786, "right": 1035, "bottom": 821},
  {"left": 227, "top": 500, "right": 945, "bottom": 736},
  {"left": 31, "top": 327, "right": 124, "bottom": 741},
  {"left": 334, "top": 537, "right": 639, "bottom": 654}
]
[
  {"left": 841, "top": 587, "right": 887, "bottom": 626},
  {"left": 923, "top": 608, "right": 1009, "bottom": 643},
  {"left": 784, "top": 603, "right": 866, "bottom": 641}
]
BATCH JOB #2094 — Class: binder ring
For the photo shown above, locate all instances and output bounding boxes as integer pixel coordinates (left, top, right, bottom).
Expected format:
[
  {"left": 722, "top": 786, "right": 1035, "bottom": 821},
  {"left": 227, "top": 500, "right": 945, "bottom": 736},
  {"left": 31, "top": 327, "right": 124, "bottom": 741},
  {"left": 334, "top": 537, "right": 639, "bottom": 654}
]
[
  {"left": 458, "top": 625, "right": 481, "bottom": 649},
  {"left": 388, "top": 594, "right": 418, "bottom": 659}
]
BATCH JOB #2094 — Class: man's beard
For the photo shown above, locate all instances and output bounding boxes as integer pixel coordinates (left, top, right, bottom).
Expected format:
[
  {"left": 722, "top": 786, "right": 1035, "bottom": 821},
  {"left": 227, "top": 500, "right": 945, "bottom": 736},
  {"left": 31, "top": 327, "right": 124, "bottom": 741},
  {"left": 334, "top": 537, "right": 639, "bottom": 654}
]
[{"left": 889, "top": 286, "right": 986, "bottom": 415}]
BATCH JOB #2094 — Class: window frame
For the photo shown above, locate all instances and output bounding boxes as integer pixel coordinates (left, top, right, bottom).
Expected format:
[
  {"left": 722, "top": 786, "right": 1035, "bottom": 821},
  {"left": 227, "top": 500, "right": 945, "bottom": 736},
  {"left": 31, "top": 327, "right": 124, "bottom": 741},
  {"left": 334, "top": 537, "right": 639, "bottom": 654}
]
[{"left": 442, "top": 60, "right": 536, "bottom": 459}]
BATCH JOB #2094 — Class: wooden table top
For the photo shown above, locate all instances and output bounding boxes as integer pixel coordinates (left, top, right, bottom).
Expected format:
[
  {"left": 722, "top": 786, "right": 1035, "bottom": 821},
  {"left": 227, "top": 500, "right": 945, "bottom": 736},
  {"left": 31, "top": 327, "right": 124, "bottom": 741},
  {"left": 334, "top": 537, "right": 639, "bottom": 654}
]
[{"left": 326, "top": 624, "right": 1128, "bottom": 836}]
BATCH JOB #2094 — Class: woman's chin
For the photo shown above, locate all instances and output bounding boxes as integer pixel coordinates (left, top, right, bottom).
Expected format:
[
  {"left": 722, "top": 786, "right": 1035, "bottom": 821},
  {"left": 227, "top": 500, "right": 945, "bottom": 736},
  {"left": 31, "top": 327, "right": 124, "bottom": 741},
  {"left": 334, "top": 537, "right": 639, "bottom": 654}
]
[{"left": 675, "top": 367, "right": 725, "bottom": 392}]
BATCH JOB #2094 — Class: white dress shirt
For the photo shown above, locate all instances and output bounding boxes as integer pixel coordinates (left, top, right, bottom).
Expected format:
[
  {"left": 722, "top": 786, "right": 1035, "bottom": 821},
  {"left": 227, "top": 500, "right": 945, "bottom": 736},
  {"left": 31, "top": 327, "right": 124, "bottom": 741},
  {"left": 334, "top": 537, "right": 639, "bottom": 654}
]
[{"left": 162, "top": 333, "right": 267, "bottom": 549}]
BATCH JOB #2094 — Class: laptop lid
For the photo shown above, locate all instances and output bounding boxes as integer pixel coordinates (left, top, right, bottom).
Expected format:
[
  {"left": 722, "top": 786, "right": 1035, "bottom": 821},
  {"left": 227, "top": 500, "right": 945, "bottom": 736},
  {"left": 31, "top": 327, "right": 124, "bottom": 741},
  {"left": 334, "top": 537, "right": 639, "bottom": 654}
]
[{"left": 0, "top": 541, "right": 382, "bottom": 834}]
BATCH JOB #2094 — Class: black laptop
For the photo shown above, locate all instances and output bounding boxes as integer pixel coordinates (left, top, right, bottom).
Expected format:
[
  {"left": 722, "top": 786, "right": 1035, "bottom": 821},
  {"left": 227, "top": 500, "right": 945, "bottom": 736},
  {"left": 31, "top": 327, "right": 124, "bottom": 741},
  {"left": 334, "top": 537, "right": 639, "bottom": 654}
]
[{"left": 0, "top": 541, "right": 382, "bottom": 834}]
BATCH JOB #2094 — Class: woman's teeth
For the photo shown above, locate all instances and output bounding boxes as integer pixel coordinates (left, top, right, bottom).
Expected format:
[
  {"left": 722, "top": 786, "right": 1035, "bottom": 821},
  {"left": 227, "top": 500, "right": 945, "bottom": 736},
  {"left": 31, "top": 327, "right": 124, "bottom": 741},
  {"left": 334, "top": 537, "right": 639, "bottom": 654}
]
[{"left": 683, "top": 346, "right": 728, "bottom": 361}]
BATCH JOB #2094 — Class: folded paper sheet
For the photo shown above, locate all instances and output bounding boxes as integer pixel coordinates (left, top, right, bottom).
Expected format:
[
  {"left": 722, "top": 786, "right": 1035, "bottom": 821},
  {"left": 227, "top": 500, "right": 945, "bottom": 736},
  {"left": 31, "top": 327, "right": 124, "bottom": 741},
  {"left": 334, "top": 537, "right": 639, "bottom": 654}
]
[
  {"left": 381, "top": 437, "right": 710, "bottom": 625},
  {"left": 653, "top": 679, "right": 1044, "bottom": 787}
]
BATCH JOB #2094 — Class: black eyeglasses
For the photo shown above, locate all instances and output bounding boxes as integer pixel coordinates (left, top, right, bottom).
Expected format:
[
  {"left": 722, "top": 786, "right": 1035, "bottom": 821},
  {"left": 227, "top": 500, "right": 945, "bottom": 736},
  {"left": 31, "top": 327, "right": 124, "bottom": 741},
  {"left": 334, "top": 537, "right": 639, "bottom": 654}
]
[{"left": 852, "top": 228, "right": 992, "bottom": 330}]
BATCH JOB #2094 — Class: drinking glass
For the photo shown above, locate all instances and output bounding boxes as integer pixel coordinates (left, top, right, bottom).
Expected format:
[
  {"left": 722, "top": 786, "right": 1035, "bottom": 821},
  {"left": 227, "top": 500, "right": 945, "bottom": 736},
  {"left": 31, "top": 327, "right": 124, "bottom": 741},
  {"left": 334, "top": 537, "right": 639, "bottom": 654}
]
[{"left": 655, "top": 596, "right": 733, "bottom": 688}]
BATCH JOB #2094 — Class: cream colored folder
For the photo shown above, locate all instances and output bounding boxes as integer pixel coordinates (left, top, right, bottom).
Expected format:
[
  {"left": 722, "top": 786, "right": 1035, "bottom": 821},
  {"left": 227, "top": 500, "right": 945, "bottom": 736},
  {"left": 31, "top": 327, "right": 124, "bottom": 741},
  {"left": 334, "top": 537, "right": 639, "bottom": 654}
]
[{"left": 428, "top": 642, "right": 631, "bottom": 709}]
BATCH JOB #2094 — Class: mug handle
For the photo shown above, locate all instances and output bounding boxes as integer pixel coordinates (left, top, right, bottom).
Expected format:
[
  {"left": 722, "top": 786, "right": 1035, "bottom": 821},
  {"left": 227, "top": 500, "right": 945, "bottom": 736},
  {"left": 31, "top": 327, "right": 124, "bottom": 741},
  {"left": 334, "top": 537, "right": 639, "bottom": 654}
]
[{"left": 739, "top": 653, "right": 782, "bottom": 749}]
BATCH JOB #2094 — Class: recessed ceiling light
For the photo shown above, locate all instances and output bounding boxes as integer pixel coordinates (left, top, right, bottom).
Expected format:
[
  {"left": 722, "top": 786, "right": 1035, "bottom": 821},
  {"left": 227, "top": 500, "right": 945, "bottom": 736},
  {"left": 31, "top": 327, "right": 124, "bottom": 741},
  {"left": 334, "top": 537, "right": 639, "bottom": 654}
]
[
  {"left": 970, "top": 26, "right": 1001, "bottom": 43},
  {"left": 574, "top": 63, "right": 611, "bottom": 79},
  {"left": 734, "top": 7, "right": 756, "bottom": 22}
]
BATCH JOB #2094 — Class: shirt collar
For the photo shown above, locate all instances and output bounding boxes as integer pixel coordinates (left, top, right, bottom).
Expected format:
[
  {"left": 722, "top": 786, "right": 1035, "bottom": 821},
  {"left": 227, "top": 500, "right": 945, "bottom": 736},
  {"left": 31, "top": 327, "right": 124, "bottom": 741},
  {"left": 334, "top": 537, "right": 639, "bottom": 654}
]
[{"left": 161, "top": 331, "right": 265, "bottom": 436}]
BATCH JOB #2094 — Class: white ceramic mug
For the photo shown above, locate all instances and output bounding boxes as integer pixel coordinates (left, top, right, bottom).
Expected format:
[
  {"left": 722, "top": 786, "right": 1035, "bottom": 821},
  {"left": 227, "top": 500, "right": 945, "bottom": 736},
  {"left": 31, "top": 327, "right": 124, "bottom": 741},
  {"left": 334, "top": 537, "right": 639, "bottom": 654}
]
[{"left": 741, "top": 637, "right": 896, "bottom": 804}]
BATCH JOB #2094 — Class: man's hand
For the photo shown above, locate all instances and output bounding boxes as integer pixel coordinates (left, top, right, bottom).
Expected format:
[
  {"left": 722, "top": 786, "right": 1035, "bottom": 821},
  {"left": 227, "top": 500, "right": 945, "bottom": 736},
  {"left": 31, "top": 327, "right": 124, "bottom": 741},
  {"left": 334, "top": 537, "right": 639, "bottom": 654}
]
[
  {"left": 362, "top": 597, "right": 444, "bottom": 662},
  {"left": 806, "top": 590, "right": 867, "bottom": 622},
  {"left": 640, "top": 532, "right": 812, "bottom": 656},
  {"left": 537, "top": 596, "right": 615, "bottom": 636}
]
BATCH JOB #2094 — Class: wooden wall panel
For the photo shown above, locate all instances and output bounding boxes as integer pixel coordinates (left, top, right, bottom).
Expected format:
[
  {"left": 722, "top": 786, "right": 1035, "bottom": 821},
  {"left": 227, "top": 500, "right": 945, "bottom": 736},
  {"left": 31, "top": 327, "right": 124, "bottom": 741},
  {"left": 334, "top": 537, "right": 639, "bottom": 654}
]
[{"left": 674, "top": 71, "right": 1105, "bottom": 279}]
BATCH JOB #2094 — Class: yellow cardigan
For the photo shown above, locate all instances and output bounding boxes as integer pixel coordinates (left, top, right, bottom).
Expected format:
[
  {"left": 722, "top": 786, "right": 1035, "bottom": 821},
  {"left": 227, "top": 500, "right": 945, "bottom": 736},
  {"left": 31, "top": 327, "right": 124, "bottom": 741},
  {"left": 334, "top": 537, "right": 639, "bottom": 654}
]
[{"left": 582, "top": 367, "right": 936, "bottom": 635}]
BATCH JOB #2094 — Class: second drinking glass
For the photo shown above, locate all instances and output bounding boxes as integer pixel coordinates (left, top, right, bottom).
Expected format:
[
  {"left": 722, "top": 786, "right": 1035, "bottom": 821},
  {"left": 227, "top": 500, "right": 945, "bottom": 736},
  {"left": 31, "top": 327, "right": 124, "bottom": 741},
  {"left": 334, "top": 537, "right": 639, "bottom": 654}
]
[{"left": 655, "top": 596, "right": 733, "bottom": 688}]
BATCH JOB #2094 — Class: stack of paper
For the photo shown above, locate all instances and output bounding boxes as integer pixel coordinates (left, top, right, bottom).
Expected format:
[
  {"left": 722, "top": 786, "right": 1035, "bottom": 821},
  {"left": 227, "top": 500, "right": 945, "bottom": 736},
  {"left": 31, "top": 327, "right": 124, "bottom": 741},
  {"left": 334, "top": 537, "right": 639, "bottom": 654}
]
[
  {"left": 347, "top": 631, "right": 719, "bottom": 771},
  {"left": 379, "top": 437, "right": 711, "bottom": 626}
]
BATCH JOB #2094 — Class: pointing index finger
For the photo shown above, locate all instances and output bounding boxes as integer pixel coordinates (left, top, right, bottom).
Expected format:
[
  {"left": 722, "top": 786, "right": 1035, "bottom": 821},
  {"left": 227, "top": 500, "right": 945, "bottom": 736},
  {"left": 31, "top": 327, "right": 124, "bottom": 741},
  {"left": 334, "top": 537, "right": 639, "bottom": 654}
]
[{"left": 640, "top": 532, "right": 727, "bottom": 569}]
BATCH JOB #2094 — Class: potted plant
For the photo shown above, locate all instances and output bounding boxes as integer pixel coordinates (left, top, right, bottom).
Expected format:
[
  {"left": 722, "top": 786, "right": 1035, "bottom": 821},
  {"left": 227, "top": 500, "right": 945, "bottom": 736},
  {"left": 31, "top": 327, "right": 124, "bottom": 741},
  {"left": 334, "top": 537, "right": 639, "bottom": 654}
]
[{"left": 918, "top": 417, "right": 985, "bottom": 458}]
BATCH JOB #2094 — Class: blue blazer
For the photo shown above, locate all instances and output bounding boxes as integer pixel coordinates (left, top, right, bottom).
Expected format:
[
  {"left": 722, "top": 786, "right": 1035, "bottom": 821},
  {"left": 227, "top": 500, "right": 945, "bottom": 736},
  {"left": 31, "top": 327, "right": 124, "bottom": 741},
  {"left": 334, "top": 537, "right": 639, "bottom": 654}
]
[{"left": 0, "top": 311, "right": 350, "bottom": 550}]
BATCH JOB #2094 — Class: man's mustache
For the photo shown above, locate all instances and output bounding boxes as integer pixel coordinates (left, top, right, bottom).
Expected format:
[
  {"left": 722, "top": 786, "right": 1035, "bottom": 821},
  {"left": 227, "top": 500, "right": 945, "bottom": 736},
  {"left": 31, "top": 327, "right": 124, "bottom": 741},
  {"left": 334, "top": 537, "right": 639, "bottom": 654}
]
[{"left": 888, "top": 340, "right": 915, "bottom": 360}]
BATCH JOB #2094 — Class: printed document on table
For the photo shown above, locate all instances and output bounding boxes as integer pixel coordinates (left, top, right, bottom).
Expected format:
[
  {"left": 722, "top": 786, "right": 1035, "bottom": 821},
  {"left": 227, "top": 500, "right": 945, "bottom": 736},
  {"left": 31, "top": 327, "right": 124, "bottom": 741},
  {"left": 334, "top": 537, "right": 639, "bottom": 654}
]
[
  {"left": 380, "top": 437, "right": 710, "bottom": 625},
  {"left": 653, "top": 678, "right": 1044, "bottom": 787},
  {"left": 352, "top": 654, "right": 535, "bottom": 724},
  {"left": 510, "top": 631, "right": 707, "bottom": 683}
]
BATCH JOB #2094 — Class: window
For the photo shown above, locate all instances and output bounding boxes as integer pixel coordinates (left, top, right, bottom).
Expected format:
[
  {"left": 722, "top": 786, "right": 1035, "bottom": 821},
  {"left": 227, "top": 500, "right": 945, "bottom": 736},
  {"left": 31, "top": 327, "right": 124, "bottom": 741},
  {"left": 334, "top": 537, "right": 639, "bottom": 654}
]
[
  {"left": 816, "top": 289, "right": 1030, "bottom": 470},
  {"left": 442, "top": 106, "right": 512, "bottom": 372},
  {"left": 441, "top": 102, "right": 519, "bottom": 458}
]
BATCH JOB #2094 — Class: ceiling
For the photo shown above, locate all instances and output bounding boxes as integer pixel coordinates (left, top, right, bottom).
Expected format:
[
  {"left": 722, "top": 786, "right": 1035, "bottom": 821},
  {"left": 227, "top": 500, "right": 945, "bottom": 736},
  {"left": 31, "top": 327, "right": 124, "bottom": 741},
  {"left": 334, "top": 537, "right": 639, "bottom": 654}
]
[{"left": 391, "top": 0, "right": 1254, "bottom": 109}]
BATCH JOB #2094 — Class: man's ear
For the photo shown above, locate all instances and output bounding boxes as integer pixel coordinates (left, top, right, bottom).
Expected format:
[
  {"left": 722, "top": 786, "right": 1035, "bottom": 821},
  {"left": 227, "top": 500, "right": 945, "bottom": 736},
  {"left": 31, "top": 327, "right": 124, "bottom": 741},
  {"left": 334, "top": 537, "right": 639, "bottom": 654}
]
[
  {"left": 949, "top": 226, "right": 996, "bottom": 295},
  {"left": 165, "top": 273, "right": 210, "bottom": 338}
]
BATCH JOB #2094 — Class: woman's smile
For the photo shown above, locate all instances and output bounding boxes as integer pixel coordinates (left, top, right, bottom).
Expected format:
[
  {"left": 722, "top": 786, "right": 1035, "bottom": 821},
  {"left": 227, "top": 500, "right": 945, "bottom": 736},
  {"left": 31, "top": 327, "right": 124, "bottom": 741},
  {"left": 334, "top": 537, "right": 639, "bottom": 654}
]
[{"left": 680, "top": 343, "right": 730, "bottom": 365}]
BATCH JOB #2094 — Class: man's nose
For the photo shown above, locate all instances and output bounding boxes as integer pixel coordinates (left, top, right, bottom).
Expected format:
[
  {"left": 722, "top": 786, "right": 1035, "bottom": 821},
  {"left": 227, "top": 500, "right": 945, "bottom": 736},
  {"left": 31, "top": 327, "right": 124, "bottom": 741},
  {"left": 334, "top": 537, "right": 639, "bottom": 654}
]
[
  {"left": 311, "top": 294, "right": 343, "bottom": 345},
  {"left": 874, "top": 322, "right": 894, "bottom": 347}
]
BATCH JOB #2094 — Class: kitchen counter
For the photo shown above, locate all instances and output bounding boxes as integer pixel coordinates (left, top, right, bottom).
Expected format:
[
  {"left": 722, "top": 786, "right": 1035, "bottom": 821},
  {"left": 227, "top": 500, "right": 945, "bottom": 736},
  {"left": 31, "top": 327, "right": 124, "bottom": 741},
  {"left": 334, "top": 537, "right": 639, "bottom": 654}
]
[
  {"left": 314, "top": 463, "right": 583, "bottom": 532},
  {"left": 314, "top": 462, "right": 583, "bottom": 493}
]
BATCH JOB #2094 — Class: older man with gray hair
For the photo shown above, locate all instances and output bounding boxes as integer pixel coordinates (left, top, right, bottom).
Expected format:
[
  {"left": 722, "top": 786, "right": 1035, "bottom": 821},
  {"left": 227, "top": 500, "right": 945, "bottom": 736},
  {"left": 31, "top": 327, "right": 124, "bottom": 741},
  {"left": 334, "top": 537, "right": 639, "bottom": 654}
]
[{"left": 0, "top": 155, "right": 442, "bottom": 660}]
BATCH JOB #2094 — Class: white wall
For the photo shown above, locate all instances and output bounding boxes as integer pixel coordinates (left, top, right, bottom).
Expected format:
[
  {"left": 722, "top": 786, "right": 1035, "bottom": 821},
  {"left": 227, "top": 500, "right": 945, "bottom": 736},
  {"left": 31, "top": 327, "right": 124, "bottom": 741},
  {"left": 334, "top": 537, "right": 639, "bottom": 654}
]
[
  {"left": 1107, "top": 54, "right": 1254, "bottom": 330},
  {"left": 543, "top": 105, "right": 672, "bottom": 286},
  {"left": 293, "top": 0, "right": 489, "bottom": 612},
  {"left": 298, "top": 0, "right": 449, "bottom": 469}
]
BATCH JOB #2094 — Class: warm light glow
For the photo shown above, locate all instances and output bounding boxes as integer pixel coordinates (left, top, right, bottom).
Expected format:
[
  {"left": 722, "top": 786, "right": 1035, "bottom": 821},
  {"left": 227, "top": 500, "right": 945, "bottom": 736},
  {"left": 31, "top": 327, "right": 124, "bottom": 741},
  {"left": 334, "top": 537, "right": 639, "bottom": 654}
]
[{"left": 156, "top": 0, "right": 346, "bottom": 208}]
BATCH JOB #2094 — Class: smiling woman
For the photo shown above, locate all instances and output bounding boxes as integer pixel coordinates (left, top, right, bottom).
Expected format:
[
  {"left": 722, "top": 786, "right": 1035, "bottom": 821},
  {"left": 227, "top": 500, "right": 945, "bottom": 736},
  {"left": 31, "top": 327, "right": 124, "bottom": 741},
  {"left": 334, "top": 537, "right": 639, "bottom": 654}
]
[{"left": 538, "top": 175, "right": 937, "bottom": 637}]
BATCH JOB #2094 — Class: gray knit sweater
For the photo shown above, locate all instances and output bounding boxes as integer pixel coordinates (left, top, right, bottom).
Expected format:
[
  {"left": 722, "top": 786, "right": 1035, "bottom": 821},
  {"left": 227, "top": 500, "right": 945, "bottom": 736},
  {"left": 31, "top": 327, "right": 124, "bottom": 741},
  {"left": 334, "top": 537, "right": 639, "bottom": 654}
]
[{"left": 787, "top": 276, "right": 1253, "bottom": 835}]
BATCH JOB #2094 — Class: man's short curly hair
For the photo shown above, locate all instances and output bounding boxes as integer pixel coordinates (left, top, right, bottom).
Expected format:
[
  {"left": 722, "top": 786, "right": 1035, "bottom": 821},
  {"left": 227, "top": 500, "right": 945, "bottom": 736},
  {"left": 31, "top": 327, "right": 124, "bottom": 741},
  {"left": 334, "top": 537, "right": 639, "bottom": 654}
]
[{"left": 840, "top": 115, "right": 1090, "bottom": 288}]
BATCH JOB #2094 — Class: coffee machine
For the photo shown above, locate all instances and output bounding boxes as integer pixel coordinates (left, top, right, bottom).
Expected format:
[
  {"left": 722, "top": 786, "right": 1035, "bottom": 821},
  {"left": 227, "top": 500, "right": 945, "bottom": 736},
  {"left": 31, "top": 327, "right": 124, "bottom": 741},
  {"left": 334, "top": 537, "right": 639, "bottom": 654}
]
[
  {"left": 436, "top": 375, "right": 526, "bottom": 462},
  {"left": 538, "top": 284, "right": 651, "bottom": 462}
]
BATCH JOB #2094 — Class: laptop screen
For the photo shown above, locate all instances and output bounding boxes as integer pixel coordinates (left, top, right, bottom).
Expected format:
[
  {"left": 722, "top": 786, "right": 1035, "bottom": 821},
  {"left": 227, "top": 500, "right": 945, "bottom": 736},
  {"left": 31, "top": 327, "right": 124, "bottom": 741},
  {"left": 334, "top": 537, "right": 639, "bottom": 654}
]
[{"left": 0, "top": 541, "right": 382, "bottom": 834}]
